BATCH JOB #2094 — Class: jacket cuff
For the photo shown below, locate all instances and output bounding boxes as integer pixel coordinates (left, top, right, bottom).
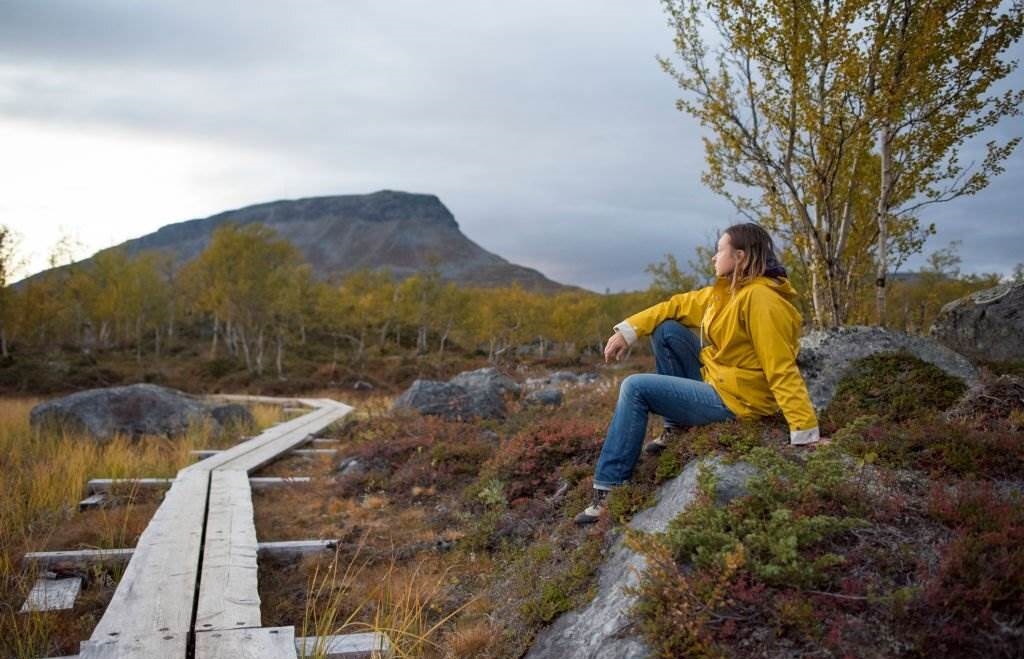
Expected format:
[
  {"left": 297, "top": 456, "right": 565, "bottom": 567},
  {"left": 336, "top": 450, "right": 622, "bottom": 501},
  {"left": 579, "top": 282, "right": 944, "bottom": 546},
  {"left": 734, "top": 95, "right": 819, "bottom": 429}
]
[
  {"left": 613, "top": 321, "right": 638, "bottom": 346},
  {"left": 790, "top": 427, "right": 820, "bottom": 445}
]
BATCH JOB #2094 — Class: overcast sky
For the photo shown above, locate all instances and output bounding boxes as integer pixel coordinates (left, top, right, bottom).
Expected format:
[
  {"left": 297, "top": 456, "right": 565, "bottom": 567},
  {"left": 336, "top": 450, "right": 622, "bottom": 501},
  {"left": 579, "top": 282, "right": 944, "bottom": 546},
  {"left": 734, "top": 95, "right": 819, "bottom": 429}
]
[{"left": 1, "top": 1, "right": 1021, "bottom": 292}]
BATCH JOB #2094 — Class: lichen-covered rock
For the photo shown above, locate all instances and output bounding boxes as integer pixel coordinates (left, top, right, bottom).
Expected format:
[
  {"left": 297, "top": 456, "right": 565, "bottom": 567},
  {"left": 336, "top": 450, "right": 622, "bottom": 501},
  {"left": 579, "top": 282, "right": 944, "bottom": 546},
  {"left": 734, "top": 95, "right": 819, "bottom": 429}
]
[
  {"left": 797, "top": 326, "right": 978, "bottom": 411},
  {"left": 931, "top": 281, "right": 1024, "bottom": 364},
  {"left": 525, "top": 456, "right": 757, "bottom": 659},
  {"left": 29, "top": 383, "right": 253, "bottom": 442},
  {"left": 449, "top": 367, "right": 521, "bottom": 398},
  {"left": 392, "top": 379, "right": 505, "bottom": 420},
  {"left": 525, "top": 387, "right": 563, "bottom": 407}
]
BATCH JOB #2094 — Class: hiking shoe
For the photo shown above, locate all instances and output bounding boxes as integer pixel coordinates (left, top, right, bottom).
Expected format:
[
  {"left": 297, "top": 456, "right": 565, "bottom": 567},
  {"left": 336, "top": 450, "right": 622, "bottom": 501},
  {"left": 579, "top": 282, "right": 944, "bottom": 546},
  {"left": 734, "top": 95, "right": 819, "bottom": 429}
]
[
  {"left": 573, "top": 488, "right": 610, "bottom": 525},
  {"left": 644, "top": 427, "right": 683, "bottom": 455}
]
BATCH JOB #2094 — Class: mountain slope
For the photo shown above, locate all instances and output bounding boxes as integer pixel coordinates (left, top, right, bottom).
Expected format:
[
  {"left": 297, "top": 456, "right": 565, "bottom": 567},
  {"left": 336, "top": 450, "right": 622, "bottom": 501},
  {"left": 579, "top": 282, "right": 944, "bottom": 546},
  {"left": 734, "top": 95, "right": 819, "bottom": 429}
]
[{"left": 23, "top": 190, "right": 573, "bottom": 292}]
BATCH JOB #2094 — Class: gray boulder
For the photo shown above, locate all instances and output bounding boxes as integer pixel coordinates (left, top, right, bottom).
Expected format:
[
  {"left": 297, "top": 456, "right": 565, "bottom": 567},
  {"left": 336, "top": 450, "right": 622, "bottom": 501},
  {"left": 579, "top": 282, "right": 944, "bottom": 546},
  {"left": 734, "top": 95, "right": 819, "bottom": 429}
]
[
  {"left": 549, "top": 371, "right": 580, "bottom": 384},
  {"left": 29, "top": 383, "right": 254, "bottom": 442},
  {"left": 930, "top": 281, "right": 1024, "bottom": 364},
  {"left": 449, "top": 367, "right": 521, "bottom": 398},
  {"left": 526, "top": 456, "right": 757, "bottom": 659},
  {"left": 797, "top": 326, "right": 979, "bottom": 410},
  {"left": 392, "top": 379, "right": 505, "bottom": 420},
  {"left": 525, "top": 387, "right": 563, "bottom": 407}
]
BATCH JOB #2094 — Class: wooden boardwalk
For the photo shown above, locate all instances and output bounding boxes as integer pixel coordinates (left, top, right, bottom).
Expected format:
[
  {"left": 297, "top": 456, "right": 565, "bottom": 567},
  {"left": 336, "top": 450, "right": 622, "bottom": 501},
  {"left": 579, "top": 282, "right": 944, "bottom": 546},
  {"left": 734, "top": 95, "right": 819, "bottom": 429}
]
[{"left": 66, "top": 396, "right": 377, "bottom": 659}]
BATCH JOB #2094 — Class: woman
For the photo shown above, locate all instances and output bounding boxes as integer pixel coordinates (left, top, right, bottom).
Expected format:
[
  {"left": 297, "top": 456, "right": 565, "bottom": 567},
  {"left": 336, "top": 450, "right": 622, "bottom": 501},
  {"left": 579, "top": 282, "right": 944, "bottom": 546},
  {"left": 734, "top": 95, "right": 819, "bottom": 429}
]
[{"left": 575, "top": 222, "right": 826, "bottom": 525}]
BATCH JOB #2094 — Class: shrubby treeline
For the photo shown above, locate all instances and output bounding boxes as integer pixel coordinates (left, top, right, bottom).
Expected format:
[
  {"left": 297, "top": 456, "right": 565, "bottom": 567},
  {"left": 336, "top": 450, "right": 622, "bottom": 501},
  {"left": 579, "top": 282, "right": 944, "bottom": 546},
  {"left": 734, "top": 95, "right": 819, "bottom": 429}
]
[{"left": 1, "top": 223, "right": 1014, "bottom": 380}]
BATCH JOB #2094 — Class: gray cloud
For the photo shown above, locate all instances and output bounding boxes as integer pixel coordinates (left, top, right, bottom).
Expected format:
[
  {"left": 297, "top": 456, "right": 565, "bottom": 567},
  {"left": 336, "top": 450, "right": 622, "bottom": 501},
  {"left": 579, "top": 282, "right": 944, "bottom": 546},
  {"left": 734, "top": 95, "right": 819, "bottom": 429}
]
[{"left": 1, "top": 0, "right": 1021, "bottom": 292}]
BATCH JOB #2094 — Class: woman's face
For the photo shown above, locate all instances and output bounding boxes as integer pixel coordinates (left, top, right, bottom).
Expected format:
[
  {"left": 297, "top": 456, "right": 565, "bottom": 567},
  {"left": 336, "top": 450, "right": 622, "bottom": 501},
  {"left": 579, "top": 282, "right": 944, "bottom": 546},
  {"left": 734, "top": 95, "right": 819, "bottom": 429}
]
[{"left": 713, "top": 232, "right": 742, "bottom": 277}]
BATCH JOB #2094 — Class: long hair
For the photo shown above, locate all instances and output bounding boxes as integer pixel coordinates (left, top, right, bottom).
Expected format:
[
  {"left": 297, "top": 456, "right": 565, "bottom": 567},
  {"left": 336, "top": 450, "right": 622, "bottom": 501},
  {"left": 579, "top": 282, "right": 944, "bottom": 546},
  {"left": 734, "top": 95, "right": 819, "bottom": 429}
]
[{"left": 723, "top": 222, "right": 786, "bottom": 291}]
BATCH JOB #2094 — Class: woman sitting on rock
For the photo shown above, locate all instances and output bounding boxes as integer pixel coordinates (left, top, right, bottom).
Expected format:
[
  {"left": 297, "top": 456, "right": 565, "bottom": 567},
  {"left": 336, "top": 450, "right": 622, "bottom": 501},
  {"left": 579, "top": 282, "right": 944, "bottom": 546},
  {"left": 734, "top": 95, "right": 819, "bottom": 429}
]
[{"left": 575, "top": 222, "right": 826, "bottom": 525}]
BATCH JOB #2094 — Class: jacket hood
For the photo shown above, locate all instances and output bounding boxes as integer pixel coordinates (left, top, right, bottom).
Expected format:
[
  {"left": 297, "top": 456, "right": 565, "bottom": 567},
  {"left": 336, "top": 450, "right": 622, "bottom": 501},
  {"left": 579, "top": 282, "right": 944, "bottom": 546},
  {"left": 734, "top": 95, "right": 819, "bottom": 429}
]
[
  {"left": 764, "top": 253, "right": 787, "bottom": 278},
  {"left": 752, "top": 273, "right": 799, "bottom": 302}
]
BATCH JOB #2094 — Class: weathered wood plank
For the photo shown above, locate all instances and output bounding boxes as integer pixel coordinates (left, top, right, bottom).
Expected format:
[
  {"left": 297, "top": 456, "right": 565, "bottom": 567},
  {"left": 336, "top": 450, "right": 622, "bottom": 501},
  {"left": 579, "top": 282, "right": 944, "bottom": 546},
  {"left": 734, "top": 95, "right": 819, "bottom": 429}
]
[
  {"left": 249, "top": 476, "right": 312, "bottom": 489},
  {"left": 78, "top": 633, "right": 187, "bottom": 659},
  {"left": 89, "top": 470, "right": 208, "bottom": 640},
  {"left": 195, "top": 470, "right": 260, "bottom": 632},
  {"left": 311, "top": 438, "right": 341, "bottom": 446},
  {"left": 181, "top": 404, "right": 341, "bottom": 474},
  {"left": 216, "top": 405, "right": 352, "bottom": 474},
  {"left": 86, "top": 478, "right": 174, "bottom": 494},
  {"left": 294, "top": 632, "right": 393, "bottom": 658},
  {"left": 291, "top": 448, "right": 338, "bottom": 456},
  {"left": 20, "top": 576, "right": 82, "bottom": 612},
  {"left": 257, "top": 540, "right": 337, "bottom": 558},
  {"left": 195, "top": 626, "right": 297, "bottom": 659},
  {"left": 24, "top": 540, "right": 338, "bottom": 568},
  {"left": 79, "top": 493, "right": 108, "bottom": 511}
]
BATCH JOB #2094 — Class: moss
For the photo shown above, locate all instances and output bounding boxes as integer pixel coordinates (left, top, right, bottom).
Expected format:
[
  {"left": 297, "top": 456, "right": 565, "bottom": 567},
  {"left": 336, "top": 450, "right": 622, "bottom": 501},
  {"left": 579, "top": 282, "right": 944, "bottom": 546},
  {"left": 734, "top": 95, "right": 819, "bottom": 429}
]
[{"left": 824, "top": 352, "right": 967, "bottom": 427}]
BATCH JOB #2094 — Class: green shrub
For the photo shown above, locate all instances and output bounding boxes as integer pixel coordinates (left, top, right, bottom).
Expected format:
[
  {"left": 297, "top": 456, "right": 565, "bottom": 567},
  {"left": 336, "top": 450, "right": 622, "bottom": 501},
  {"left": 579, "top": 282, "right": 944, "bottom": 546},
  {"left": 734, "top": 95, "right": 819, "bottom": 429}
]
[{"left": 824, "top": 352, "right": 966, "bottom": 427}]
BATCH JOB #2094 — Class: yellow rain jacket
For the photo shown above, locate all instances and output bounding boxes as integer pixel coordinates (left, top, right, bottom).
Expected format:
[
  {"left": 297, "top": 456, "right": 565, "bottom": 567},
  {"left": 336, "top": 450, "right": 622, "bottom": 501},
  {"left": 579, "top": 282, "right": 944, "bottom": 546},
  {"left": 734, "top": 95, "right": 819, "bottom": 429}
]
[{"left": 618, "top": 276, "right": 818, "bottom": 441}]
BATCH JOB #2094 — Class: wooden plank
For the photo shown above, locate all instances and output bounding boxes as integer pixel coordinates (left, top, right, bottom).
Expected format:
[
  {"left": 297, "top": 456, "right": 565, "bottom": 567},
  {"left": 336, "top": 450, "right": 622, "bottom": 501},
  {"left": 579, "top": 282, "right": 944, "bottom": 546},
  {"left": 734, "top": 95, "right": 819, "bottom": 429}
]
[
  {"left": 88, "top": 470, "right": 209, "bottom": 641},
  {"left": 195, "top": 470, "right": 261, "bottom": 632},
  {"left": 292, "top": 448, "right": 338, "bottom": 456},
  {"left": 295, "top": 632, "right": 393, "bottom": 658},
  {"left": 181, "top": 404, "right": 341, "bottom": 475},
  {"left": 250, "top": 477, "right": 312, "bottom": 489},
  {"left": 86, "top": 478, "right": 174, "bottom": 494},
  {"left": 311, "top": 438, "right": 341, "bottom": 446},
  {"left": 195, "top": 626, "right": 297, "bottom": 659},
  {"left": 257, "top": 540, "right": 337, "bottom": 558},
  {"left": 24, "top": 540, "right": 338, "bottom": 568},
  {"left": 79, "top": 493, "right": 108, "bottom": 511},
  {"left": 215, "top": 405, "right": 352, "bottom": 474},
  {"left": 190, "top": 449, "right": 222, "bottom": 458},
  {"left": 20, "top": 576, "right": 82, "bottom": 612},
  {"left": 78, "top": 633, "right": 187, "bottom": 659}
]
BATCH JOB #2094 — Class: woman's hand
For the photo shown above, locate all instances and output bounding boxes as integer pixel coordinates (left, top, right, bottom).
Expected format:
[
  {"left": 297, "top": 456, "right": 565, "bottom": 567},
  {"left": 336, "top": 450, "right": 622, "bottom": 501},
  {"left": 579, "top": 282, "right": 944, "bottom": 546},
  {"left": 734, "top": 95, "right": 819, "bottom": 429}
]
[{"left": 604, "top": 332, "right": 629, "bottom": 363}]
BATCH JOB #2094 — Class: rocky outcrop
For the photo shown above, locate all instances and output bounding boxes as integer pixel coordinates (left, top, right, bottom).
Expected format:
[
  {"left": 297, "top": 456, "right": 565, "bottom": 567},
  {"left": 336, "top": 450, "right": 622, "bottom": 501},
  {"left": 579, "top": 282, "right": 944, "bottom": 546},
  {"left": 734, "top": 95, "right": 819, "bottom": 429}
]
[
  {"left": 797, "top": 326, "right": 979, "bottom": 410},
  {"left": 29, "top": 383, "right": 254, "bottom": 441},
  {"left": 930, "top": 281, "right": 1024, "bottom": 364},
  {"left": 392, "top": 367, "right": 518, "bottom": 420},
  {"left": 526, "top": 456, "right": 758, "bottom": 659}
]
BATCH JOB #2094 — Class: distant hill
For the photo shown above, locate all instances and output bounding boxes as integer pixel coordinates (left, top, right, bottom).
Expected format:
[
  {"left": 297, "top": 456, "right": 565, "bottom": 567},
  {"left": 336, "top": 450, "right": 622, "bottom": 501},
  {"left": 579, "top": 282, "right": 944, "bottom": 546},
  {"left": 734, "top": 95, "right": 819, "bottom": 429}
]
[{"left": 17, "top": 190, "right": 575, "bottom": 293}]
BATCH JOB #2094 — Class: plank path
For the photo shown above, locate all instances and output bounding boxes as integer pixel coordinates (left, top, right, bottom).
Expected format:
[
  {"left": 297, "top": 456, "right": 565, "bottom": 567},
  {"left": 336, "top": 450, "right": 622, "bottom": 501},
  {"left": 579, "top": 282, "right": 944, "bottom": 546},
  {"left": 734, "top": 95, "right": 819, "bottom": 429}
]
[{"left": 78, "top": 396, "right": 355, "bottom": 659}]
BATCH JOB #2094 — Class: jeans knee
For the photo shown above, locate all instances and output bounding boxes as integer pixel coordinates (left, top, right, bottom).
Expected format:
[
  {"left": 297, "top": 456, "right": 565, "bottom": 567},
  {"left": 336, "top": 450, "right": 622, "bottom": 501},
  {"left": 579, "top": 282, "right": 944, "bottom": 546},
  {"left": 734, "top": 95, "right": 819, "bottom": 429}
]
[{"left": 652, "top": 319, "right": 685, "bottom": 343}]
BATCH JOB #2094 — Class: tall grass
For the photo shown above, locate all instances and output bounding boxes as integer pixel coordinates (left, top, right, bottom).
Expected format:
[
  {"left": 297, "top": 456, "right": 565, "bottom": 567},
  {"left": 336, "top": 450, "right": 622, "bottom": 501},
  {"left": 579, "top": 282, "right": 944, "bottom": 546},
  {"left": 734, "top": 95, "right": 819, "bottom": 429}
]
[{"left": 298, "top": 533, "right": 472, "bottom": 659}]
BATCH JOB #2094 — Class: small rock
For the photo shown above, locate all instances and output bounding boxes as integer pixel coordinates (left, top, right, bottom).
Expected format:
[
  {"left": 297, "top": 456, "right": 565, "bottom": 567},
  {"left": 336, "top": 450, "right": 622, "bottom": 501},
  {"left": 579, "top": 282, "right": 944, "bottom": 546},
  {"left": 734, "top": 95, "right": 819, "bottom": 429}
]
[
  {"left": 352, "top": 380, "right": 374, "bottom": 391},
  {"left": 549, "top": 371, "right": 579, "bottom": 384},
  {"left": 335, "top": 457, "right": 364, "bottom": 476},
  {"left": 525, "top": 387, "right": 563, "bottom": 407}
]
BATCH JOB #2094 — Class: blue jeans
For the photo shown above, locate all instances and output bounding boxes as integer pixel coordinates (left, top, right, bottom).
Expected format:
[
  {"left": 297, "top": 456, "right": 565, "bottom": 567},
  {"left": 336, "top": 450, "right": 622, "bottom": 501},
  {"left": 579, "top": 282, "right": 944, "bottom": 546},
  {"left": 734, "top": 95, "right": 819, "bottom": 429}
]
[{"left": 593, "top": 320, "right": 735, "bottom": 489}]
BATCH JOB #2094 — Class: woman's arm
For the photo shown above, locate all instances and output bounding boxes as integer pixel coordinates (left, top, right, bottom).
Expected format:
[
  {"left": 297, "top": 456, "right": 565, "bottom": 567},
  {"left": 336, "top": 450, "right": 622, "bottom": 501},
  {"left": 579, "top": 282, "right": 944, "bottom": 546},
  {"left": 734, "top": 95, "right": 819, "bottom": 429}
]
[
  {"left": 744, "top": 286, "right": 820, "bottom": 444},
  {"left": 613, "top": 286, "right": 715, "bottom": 346}
]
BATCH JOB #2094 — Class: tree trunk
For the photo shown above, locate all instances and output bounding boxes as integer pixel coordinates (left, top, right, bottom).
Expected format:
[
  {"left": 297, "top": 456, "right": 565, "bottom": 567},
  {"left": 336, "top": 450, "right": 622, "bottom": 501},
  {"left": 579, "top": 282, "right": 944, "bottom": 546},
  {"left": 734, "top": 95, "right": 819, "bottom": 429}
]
[
  {"left": 135, "top": 316, "right": 142, "bottom": 363},
  {"left": 255, "top": 327, "right": 264, "bottom": 375},
  {"left": 210, "top": 315, "right": 219, "bottom": 359},
  {"left": 875, "top": 124, "right": 893, "bottom": 326},
  {"left": 1, "top": 327, "right": 7, "bottom": 358},
  {"left": 275, "top": 333, "right": 284, "bottom": 379},
  {"left": 238, "top": 325, "right": 252, "bottom": 372}
]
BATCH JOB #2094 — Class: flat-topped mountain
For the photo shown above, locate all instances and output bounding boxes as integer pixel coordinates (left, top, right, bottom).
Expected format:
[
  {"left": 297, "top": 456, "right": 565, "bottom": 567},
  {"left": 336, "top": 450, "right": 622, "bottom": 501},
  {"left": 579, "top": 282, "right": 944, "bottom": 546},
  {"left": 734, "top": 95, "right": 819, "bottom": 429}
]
[{"left": 22, "top": 190, "right": 572, "bottom": 292}]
